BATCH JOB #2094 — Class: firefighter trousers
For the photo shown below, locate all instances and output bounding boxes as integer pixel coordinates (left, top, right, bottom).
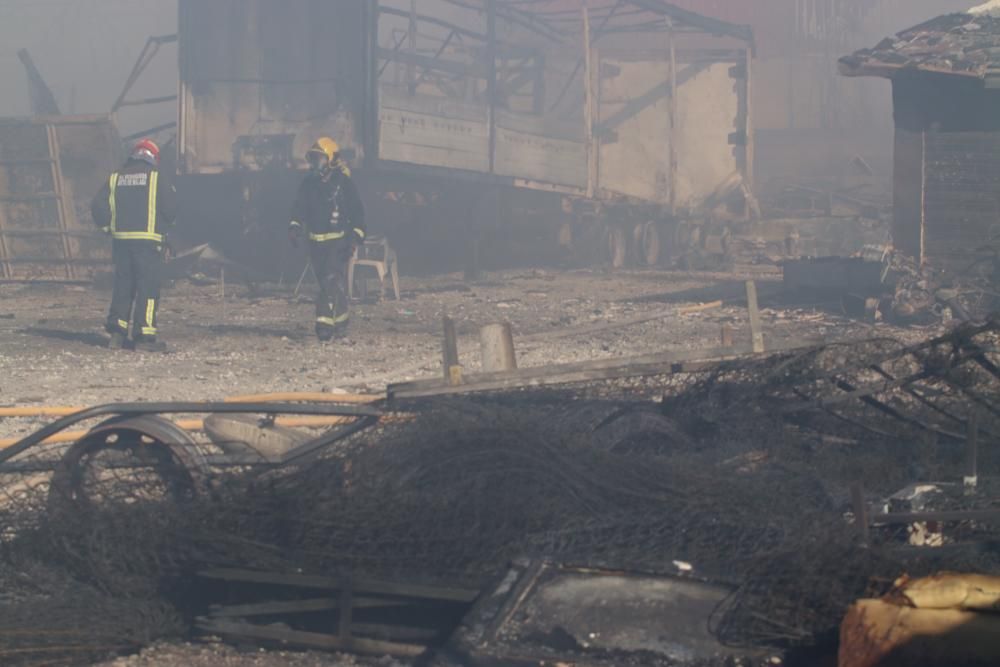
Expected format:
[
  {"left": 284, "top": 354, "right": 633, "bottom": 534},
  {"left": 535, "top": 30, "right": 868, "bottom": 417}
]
[
  {"left": 309, "top": 240, "right": 353, "bottom": 339},
  {"left": 106, "top": 240, "right": 163, "bottom": 341}
]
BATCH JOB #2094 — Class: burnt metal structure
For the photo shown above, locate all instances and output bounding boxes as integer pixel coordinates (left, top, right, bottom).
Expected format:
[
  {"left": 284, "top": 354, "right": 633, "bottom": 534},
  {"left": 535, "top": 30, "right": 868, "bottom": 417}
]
[
  {"left": 173, "top": 0, "right": 755, "bottom": 274},
  {"left": 0, "top": 401, "right": 381, "bottom": 514},
  {"left": 840, "top": 12, "right": 1000, "bottom": 270}
]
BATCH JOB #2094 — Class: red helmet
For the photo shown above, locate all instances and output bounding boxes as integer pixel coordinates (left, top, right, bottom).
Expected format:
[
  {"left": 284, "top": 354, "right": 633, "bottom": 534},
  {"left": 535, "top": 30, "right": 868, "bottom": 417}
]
[{"left": 130, "top": 138, "right": 160, "bottom": 167}]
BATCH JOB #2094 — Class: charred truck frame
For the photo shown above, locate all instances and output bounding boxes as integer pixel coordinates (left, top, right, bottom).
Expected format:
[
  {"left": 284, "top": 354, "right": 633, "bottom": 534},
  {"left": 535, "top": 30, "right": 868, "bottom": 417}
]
[{"left": 173, "top": 1, "right": 753, "bottom": 275}]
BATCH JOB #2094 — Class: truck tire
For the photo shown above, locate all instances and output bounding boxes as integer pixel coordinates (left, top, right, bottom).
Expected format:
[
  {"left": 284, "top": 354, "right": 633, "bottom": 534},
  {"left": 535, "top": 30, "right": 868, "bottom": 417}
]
[
  {"left": 607, "top": 226, "right": 627, "bottom": 269},
  {"left": 633, "top": 221, "right": 661, "bottom": 266},
  {"left": 48, "top": 415, "right": 209, "bottom": 514}
]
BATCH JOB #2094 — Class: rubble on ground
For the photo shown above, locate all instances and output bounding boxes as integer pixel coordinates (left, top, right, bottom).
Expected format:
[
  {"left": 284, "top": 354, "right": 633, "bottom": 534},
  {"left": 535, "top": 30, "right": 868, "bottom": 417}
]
[
  {"left": 91, "top": 640, "right": 404, "bottom": 667},
  {"left": 0, "top": 313, "right": 997, "bottom": 665},
  {"left": 0, "top": 269, "right": 923, "bottom": 441},
  {"left": 782, "top": 246, "right": 1000, "bottom": 326}
]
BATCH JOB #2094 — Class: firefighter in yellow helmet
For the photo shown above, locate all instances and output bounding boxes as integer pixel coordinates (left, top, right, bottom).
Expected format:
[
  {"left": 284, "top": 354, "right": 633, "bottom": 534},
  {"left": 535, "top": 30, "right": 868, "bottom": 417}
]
[{"left": 288, "top": 137, "right": 366, "bottom": 341}]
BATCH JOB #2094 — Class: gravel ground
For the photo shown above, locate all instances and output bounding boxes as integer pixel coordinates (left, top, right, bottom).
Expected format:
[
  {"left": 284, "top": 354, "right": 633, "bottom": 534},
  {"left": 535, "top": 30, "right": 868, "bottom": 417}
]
[
  {"left": 91, "top": 640, "right": 407, "bottom": 667},
  {"left": 0, "top": 267, "right": 944, "bottom": 666},
  {"left": 0, "top": 267, "right": 937, "bottom": 441}
]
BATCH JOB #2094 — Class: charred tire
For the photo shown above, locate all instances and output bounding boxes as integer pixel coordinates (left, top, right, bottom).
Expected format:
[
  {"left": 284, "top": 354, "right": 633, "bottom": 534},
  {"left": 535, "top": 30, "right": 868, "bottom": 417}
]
[
  {"left": 48, "top": 415, "right": 209, "bottom": 513},
  {"left": 632, "top": 221, "right": 661, "bottom": 266},
  {"left": 606, "top": 225, "right": 628, "bottom": 269}
]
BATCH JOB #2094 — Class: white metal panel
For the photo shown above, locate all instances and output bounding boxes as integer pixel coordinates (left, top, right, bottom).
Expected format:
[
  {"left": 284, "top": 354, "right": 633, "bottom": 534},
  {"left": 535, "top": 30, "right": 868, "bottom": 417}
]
[
  {"left": 378, "top": 87, "right": 490, "bottom": 173},
  {"left": 674, "top": 62, "right": 740, "bottom": 208},
  {"left": 596, "top": 59, "right": 672, "bottom": 204},
  {"left": 494, "top": 110, "right": 586, "bottom": 187}
]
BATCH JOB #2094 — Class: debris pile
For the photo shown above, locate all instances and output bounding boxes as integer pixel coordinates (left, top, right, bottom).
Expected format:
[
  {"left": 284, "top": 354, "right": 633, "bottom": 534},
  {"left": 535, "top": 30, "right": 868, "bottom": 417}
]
[
  {"left": 839, "top": 12, "right": 1000, "bottom": 80},
  {"left": 783, "top": 246, "right": 1000, "bottom": 325},
  {"left": 889, "top": 251, "right": 1000, "bottom": 324},
  {"left": 0, "top": 322, "right": 998, "bottom": 665}
]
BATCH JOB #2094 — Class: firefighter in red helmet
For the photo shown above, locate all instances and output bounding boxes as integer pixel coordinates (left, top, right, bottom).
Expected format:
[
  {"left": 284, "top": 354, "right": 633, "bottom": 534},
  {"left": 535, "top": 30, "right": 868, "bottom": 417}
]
[{"left": 90, "top": 138, "right": 176, "bottom": 352}]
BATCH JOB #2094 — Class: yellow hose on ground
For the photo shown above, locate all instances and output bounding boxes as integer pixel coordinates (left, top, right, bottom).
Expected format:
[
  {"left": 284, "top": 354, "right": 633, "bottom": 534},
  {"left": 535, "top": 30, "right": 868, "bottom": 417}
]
[
  {"left": 224, "top": 392, "right": 379, "bottom": 404},
  {"left": 0, "top": 407, "right": 87, "bottom": 418},
  {"left": 0, "top": 392, "right": 381, "bottom": 419},
  {"left": 0, "top": 392, "right": 388, "bottom": 448},
  {"left": 0, "top": 415, "right": 362, "bottom": 449}
]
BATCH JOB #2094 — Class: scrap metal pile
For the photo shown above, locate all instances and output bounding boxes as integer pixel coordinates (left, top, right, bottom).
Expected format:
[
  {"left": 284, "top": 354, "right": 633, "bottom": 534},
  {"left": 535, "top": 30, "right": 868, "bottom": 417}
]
[
  {"left": 839, "top": 11, "right": 1000, "bottom": 79},
  {"left": 0, "top": 321, "right": 999, "bottom": 665},
  {"left": 783, "top": 245, "right": 1000, "bottom": 325}
]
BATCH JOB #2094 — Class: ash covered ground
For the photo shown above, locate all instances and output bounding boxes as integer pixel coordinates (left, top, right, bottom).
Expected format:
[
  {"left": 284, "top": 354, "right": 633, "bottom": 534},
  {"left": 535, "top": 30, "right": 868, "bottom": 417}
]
[
  {"left": 0, "top": 268, "right": 990, "bottom": 667},
  {"left": 0, "top": 267, "right": 931, "bottom": 441}
]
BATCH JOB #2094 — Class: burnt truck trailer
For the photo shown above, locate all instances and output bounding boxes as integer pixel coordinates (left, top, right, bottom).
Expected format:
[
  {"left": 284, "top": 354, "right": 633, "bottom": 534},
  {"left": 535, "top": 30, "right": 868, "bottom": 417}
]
[{"left": 174, "top": 0, "right": 754, "bottom": 276}]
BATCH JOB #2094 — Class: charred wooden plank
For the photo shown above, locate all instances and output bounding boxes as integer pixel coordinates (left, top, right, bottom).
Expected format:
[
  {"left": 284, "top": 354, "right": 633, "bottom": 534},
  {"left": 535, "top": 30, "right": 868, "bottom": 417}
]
[
  {"left": 387, "top": 343, "right": 782, "bottom": 399},
  {"left": 198, "top": 568, "right": 479, "bottom": 603},
  {"left": 208, "top": 597, "right": 415, "bottom": 618}
]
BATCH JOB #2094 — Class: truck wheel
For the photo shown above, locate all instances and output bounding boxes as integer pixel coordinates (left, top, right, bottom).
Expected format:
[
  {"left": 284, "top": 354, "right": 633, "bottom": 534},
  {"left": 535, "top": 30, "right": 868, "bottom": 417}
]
[
  {"left": 48, "top": 415, "right": 209, "bottom": 514},
  {"left": 607, "top": 226, "right": 627, "bottom": 269},
  {"left": 633, "top": 221, "right": 661, "bottom": 266}
]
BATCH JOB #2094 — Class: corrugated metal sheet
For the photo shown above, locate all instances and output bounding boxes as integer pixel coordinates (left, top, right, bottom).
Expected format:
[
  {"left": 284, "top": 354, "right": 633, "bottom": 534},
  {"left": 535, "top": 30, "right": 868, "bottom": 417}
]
[{"left": 378, "top": 90, "right": 491, "bottom": 173}]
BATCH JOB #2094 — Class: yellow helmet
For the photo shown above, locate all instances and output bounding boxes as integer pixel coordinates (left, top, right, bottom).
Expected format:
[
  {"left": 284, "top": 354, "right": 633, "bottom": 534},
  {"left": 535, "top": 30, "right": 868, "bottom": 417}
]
[{"left": 307, "top": 137, "right": 339, "bottom": 162}]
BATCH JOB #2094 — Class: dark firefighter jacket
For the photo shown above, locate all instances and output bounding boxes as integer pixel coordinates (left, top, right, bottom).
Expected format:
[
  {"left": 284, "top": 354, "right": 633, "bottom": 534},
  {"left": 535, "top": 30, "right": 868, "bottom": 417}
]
[
  {"left": 289, "top": 168, "right": 366, "bottom": 244},
  {"left": 90, "top": 159, "right": 176, "bottom": 242}
]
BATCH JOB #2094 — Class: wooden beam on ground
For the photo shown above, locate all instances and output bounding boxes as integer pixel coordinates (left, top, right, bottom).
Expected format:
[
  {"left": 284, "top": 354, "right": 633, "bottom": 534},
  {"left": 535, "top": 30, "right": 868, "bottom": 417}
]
[
  {"left": 198, "top": 568, "right": 480, "bottom": 603},
  {"left": 520, "top": 301, "right": 723, "bottom": 344},
  {"left": 679, "top": 300, "right": 723, "bottom": 315},
  {"left": 210, "top": 598, "right": 338, "bottom": 617},
  {"left": 387, "top": 342, "right": 792, "bottom": 400},
  {"left": 209, "top": 597, "right": 414, "bottom": 618}
]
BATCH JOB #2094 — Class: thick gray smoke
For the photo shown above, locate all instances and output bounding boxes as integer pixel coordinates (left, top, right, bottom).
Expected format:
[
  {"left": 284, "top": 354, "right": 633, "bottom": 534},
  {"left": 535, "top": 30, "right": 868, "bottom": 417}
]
[{"left": 0, "top": 0, "right": 176, "bottom": 134}]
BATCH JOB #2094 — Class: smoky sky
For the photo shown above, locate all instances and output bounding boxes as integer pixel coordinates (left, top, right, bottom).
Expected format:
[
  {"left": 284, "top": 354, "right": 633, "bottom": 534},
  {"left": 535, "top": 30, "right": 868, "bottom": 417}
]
[
  {"left": 0, "top": 0, "right": 977, "bottom": 140},
  {"left": 0, "top": 0, "right": 176, "bottom": 135}
]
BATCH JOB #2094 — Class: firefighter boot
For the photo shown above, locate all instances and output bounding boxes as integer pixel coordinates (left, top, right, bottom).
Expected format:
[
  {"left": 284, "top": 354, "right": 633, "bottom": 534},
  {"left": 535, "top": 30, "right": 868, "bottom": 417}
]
[{"left": 107, "top": 331, "right": 127, "bottom": 350}]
